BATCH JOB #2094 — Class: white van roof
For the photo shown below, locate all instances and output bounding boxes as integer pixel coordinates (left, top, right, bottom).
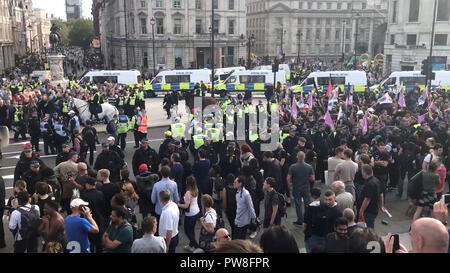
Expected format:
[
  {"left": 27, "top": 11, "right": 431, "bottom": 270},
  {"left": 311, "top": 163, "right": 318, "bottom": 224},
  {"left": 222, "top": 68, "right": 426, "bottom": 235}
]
[
  {"left": 85, "top": 70, "right": 141, "bottom": 75},
  {"left": 157, "top": 69, "right": 210, "bottom": 75},
  {"left": 388, "top": 71, "right": 424, "bottom": 77},
  {"left": 307, "top": 71, "right": 366, "bottom": 77},
  {"left": 233, "top": 70, "right": 285, "bottom": 76}
]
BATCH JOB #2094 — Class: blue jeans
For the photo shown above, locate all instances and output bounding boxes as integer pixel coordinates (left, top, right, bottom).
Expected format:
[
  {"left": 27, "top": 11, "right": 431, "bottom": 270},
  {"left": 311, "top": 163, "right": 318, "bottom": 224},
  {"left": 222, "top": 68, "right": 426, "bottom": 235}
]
[
  {"left": 305, "top": 235, "right": 326, "bottom": 253},
  {"left": 293, "top": 188, "right": 311, "bottom": 224},
  {"left": 364, "top": 212, "right": 377, "bottom": 230}
]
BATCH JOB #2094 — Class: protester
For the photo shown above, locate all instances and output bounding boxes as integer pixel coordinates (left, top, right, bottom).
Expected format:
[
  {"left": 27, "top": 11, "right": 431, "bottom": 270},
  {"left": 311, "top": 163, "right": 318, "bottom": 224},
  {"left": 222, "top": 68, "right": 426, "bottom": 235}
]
[
  {"left": 131, "top": 216, "right": 166, "bottom": 253},
  {"left": 260, "top": 226, "right": 299, "bottom": 253},
  {"left": 103, "top": 206, "right": 134, "bottom": 253},
  {"left": 158, "top": 189, "right": 180, "bottom": 253},
  {"left": 178, "top": 176, "right": 201, "bottom": 252},
  {"left": 233, "top": 176, "right": 256, "bottom": 240}
]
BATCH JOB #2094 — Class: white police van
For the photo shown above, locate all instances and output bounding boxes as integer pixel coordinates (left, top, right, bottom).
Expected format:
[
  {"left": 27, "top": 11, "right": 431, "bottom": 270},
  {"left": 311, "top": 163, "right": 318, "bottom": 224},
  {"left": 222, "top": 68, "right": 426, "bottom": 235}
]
[
  {"left": 253, "top": 64, "right": 291, "bottom": 81},
  {"left": 148, "top": 69, "right": 211, "bottom": 95},
  {"left": 370, "top": 71, "right": 450, "bottom": 92},
  {"left": 79, "top": 70, "right": 142, "bottom": 85},
  {"left": 214, "top": 67, "right": 246, "bottom": 83},
  {"left": 293, "top": 71, "right": 368, "bottom": 93},
  {"left": 31, "top": 71, "right": 51, "bottom": 82}
]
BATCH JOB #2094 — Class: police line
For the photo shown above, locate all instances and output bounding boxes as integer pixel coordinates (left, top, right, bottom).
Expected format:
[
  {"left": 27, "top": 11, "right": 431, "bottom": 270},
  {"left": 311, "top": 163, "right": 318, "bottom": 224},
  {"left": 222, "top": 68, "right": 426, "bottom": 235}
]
[{"left": 143, "top": 82, "right": 285, "bottom": 92}]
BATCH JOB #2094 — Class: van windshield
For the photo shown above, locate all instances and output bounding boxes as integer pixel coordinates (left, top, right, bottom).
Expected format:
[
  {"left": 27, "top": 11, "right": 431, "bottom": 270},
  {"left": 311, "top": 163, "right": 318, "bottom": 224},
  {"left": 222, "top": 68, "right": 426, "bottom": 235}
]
[
  {"left": 381, "top": 77, "right": 396, "bottom": 86},
  {"left": 399, "top": 76, "right": 426, "bottom": 85},
  {"left": 306, "top": 78, "right": 315, "bottom": 85},
  {"left": 152, "top": 76, "right": 163, "bottom": 84},
  {"left": 224, "top": 76, "right": 236, "bottom": 84}
]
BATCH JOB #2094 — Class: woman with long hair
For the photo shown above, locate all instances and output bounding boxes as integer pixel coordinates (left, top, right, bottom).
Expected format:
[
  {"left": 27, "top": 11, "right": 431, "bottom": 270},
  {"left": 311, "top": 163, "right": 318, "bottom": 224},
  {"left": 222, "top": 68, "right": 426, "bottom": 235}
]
[
  {"left": 178, "top": 176, "right": 201, "bottom": 252},
  {"left": 121, "top": 182, "right": 139, "bottom": 213}
]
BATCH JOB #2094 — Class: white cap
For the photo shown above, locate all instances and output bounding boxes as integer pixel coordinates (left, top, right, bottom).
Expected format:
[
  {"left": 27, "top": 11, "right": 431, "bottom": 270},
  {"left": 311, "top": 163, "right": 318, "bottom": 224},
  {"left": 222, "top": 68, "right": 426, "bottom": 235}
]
[
  {"left": 70, "top": 198, "right": 89, "bottom": 208},
  {"left": 226, "top": 132, "right": 234, "bottom": 137},
  {"left": 174, "top": 117, "right": 180, "bottom": 122},
  {"left": 368, "top": 108, "right": 375, "bottom": 113},
  {"left": 107, "top": 136, "right": 115, "bottom": 142},
  {"left": 357, "top": 110, "right": 364, "bottom": 115},
  {"left": 68, "top": 110, "right": 75, "bottom": 115}
]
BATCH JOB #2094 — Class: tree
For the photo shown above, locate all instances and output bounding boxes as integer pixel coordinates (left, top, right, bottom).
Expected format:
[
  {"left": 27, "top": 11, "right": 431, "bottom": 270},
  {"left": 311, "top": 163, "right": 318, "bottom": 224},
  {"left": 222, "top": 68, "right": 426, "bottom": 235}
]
[{"left": 67, "top": 19, "right": 95, "bottom": 48}]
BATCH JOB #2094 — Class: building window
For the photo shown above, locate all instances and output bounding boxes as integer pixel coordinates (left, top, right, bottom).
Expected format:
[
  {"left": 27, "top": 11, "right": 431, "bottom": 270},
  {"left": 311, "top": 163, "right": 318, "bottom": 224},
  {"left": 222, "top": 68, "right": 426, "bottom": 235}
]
[
  {"left": 326, "top": 18, "right": 331, "bottom": 25},
  {"left": 140, "top": 1, "right": 145, "bottom": 8},
  {"left": 116, "top": 17, "right": 120, "bottom": 35},
  {"left": 298, "top": 18, "right": 302, "bottom": 25},
  {"left": 143, "top": 51, "right": 148, "bottom": 68},
  {"left": 213, "top": 19, "right": 219, "bottom": 33},
  {"left": 335, "top": 29, "right": 340, "bottom": 39},
  {"left": 306, "top": 18, "right": 311, "bottom": 25},
  {"left": 175, "top": 48, "right": 183, "bottom": 68},
  {"left": 362, "top": 3, "right": 366, "bottom": 9},
  {"left": 315, "top": 29, "right": 321, "bottom": 40},
  {"left": 173, "top": 0, "right": 181, "bottom": 8},
  {"left": 325, "top": 29, "right": 330, "bottom": 38},
  {"left": 229, "top": 0, "right": 234, "bottom": 10},
  {"left": 156, "top": 0, "right": 163, "bottom": 8},
  {"left": 174, "top": 19, "right": 182, "bottom": 34},
  {"left": 308, "top": 2, "right": 312, "bottom": 9},
  {"left": 327, "top": 2, "right": 331, "bottom": 9},
  {"left": 409, "top": 0, "right": 420, "bottom": 22},
  {"left": 316, "top": 18, "right": 321, "bottom": 25},
  {"left": 392, "top": 1, "right": 398, "bottom": 23},
  {"left": 229, "top": 20, "right": 235, "bottom": 34},
  {"left": 337, "top": 2, "right": 341, "bottom": 9},
  {"left": 196, "top": 19, "right": 202, "bottom": 34},
  {"left": 156, "top": 48, "right": 165, "bottom": 64},
  {"left": 156, "top": 18, "right": 164, "bottom": 34},
  {"left": 390, "top": 34, "right": 395, "bottom": 45},
  {"left": 306, "top": 29, "right": 311, "bottom": 39},
  {"left": 345, "top": 44, "right": 350, "bottom": 52},
  {"left": 140, "top": 18, "right": 146, "bottom": 34},
  {"left": 437, "top": 0, "right": 450, "bottom": 21},
  {"left": 435, "top": 34, "right": 448, "bottom": 45},
  {"left": 335, "top": 44, "right": 340, "bottom": 53},
  {"left": 406, "top": 34, "right": 417, "bottom": 45},
  {"left": 345, "top": 29, "right": 350, "bottom": 39},
  {"left": 213, "top": 0, "right": 218, "bottom": 9},
  {"left": 348, "top": 3, "right": 352, "bottom": 10},
  {"left": 195, "top": 0, "right": 201, "bottom": 9}
]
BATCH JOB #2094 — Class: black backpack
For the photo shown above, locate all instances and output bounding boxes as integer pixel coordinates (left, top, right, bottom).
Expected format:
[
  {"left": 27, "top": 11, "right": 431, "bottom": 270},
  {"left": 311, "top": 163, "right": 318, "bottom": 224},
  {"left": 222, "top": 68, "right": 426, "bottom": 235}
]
[
  {"left": 17, "top": 206, "right": 41, "bottom": 241},
  {"left": 407, "top": 171, "right": 423, "bottom": 200},
  {"left": 83, "top": 127, "right": 95, "bottom": 146},
  {"left": 276, "top": 191, "right": 287, "bottom": 218}
]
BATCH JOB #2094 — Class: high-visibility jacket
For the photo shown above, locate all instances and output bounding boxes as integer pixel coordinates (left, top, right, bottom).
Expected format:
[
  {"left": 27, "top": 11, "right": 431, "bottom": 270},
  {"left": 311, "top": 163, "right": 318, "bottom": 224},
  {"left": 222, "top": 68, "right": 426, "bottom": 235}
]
[
  {"left": 207, "top": 128, "right": 221, "bottom": 143},
  {"left": 144, "top": 80, "right": 152, "bottom": 91},
  {"left": 137, "top": 115, "right": 148, "bottom": 133},
  {"left": 138, "top": 90, "right": 145, "bottom": 101},
  {"left": 193, "top": 134, "right": 205, "bottom": 149},
  {"left": 280, "top": 131, "right": 289, "bottom": 143},
  {"left": 129, "top": 95, "right": 136, "bottom": 106},
  {"left": 62, "top": 102, "right": 69, "bottom": 114},
  {"left": 14, "top": 107, "right": 20, "bottom": 122},
  {"left": 271, "top": 103, "right": 278, "bottom": 113},
  {"left": 68, "top": 116, "right": 80, "bottom": 132},
  {"left": 130, "top": 115, "right": 138, "bottom": 130},
  {"left": 249, "top": 131, "right": 259, "bottom": 142},
  {"left": 171, "top": 123, "right": 186, "bottom": 139},
  {"left": 118, "top": 96, "right": 125, "bottom": 106},
  {"left": 117, "top": 114, "right": 129, "bottom": 134}
]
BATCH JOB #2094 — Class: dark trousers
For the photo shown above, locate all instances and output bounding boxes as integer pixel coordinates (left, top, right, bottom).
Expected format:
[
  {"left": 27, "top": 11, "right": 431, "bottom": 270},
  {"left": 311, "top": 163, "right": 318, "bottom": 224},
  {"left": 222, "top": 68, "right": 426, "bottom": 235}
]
[
  {"left": 133, "top": 130, "right": 140, "bottom": 147},
  {"left": 168, "top": 234, "right": 179, "bottom": 253},
  {"left": 233, "top": 225, "right": 249, "bottom": 240},
  {"left": 14, "top": 129, "right": 27, "bottom": 141},
  {"left": 87, "top": 144, "right": 96, "bottom": 166},
  {"left": 316, "top": 157, "right": 327, "bottom": 183},
  {"left": 30, "top": 135, "right": 40, "bottom": 151},
  {"left": 184, "top": 214, "right": 200, "bottom": 248},
  {"left": 118, "top": 133, "right": 127, "bottom": 150},
  {"left": 61, "top": 198, "right": 71, "bottom": 214},
  {"left": 0, "top": 208, "right": 5, "bottom": 246},
  {"left": 226, "top": 213, "right": 236, "bottom": 238},
  {"left": 14, "top": 238, "right": 38, "bottom": 253},
  {"left": 43, "top": 135, "right": 55, "bottom": 155},
  {"left": 88, "top": 233, "right": 103, "bottom": 253},
  {"left": 54, "top": 135, "right": 67, "bottom": 153},
  {"left": 138, "top": 132, "right": 147, "bottom": 143}
]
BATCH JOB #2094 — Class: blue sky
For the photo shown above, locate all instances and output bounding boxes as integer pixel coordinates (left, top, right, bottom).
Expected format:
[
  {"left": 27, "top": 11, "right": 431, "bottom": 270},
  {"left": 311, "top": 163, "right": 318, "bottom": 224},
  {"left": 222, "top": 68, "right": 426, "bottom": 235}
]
[{"left": 33, "top": 0, "right": 92, "bottom": 20}]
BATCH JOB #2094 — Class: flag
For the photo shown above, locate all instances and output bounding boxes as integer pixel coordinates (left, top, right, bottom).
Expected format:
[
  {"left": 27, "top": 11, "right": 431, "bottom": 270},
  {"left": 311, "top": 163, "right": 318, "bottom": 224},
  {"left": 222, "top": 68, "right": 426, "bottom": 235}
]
[
  {"left": 418, "top": 114, "right": 426, "bottom": 124},
  {"left": 328, "top": 97, "right": 337, "bottom": 111},
  {"left": 326, "top": 79, "right": 333, "bottom": 98},
  {"left": 398, "top": 89, "right": 406, "bottom": 108},
  {"left": 307, "top": 93, "right": 313, "bottom": 109},
  {"left": 361, "top": 113, "right": 368, "bottom": 135},
  {"left": 378, "top": 93, "right": 393, "bottom": 104},
  {"left": 324, "top": 111, "right": 334, "bottom": 130},
  {"left": 337, "top": 106, "right": 343, "bottom": 121},
  {"left": 346, "top": 86, "right": 354, "bottom": 106},
  {"left": 418, "top": 87, "right": 429, "bottom": 106},
  {"left": 291, "top": 97, "right": 298, "bottom": 119},
  {"left": 428, "top": 99, "right": 435, "bottom": 110}
]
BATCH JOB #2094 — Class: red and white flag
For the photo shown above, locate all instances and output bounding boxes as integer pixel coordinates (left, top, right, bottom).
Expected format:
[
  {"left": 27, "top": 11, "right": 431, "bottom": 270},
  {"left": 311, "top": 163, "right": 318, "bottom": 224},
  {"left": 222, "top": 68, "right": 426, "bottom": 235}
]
[{"left": 326, "top": 79, "right": 333, "bottom": 98}]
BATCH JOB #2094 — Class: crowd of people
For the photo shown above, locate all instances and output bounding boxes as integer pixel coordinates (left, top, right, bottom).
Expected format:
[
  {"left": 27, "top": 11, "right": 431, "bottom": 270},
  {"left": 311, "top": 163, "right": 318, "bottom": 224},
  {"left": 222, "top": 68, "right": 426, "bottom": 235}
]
[{"left": 0, "top": 68, "right": 449, "bottom": 254}]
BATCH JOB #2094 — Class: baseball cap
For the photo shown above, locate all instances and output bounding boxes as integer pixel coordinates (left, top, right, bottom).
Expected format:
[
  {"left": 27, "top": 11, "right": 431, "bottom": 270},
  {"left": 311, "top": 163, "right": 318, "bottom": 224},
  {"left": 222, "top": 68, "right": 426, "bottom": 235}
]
[
  {"left": 289, "top": 128, "right": 297, "bottom": 133},
  {"left": 85, "top": 177, "right": 97, "bottom": 186},
  {"left": 357, "top": 110, "right": 364, "bottom": 115},
  {"left": 165, "top": 131, "right": 172, "bottom": 137},
  {"left": 101, "top": 142, "right": 109, "bottom": 148},
  {"left": 139, "top": 163, "right": 148, "bottom": 173},
  {"left": 368, "top": 108, "right": 375, "bottom": 113},
  {"left": 140, "top": 138, "right": 149, "bottom": 145},
  {"left": 69, "top": 110, "right": 75, "bottom": 115},
  {"left": 174, "top": 117, "right": 180, "bottom": 122},
  {"left": 30, "top": 161, "right": 40, "bottom": 168},
  {"left": 107, "top": 136, "right": 115, "bottom": 142},
  {"left": 299, "top": 137, "right": 307, "bottom": 143},
  {"left": 23, "top": 143, "right": 33, "bottom": 152},
  {"left": 70, "top": 198, "right": 89, "bottom": 208},
  {"left": 62, "top": 143, "right": 70, "bottom": 148},
  {"left": 226, "top": 132, "right": 234, "bottom": 138}
]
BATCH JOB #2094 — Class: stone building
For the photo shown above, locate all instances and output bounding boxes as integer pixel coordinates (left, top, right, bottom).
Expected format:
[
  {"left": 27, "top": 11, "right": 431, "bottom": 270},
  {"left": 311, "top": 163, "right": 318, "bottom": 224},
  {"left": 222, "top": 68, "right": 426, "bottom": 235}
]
[
  {"left": 246, "top": 0, "right": 388, "bottom": 64},
  {"left": 384, "top": 0, "right": 450, "bottom": 72},
  {"left": 100, "top": 0, "right": 247, "bottom": 73},
  {"left": 66, "top": 0, "right": 83, "bottom": 20},
  {"left": 0, "top": 0, "right": 15, "bottom": 74}
]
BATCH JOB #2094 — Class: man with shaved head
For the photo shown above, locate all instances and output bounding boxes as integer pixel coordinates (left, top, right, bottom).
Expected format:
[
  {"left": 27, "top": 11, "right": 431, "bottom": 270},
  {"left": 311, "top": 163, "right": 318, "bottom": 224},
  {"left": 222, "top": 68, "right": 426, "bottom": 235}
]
[
  {"left": 215, "top": 228, "right": 231, "bottom": 244},
  {"left": 385, "top": 217, "right": 449, "bottom": 253}
]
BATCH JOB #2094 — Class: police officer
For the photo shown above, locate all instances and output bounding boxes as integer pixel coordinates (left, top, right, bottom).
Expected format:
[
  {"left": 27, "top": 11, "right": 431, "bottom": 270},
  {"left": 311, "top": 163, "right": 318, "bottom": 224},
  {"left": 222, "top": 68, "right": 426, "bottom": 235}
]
[
  {"left": 40, "top": 116, "right": 55, "bottom": 155},
  {"left": 28, "top": 112, "right": 41, "bottom": 152},
  {"left": 131, "top": 138, "right": 160, "bottom": 176},
  {"left": 191, "top": 127, "right": 205, "bottom": 154},
  {"left": 13, "top": 103, "right": 27, "bottom": 142},
  {"left": 94, "top": 142, "right": 125, "bottom": 183},
  {"left": 159, "top": 131, "right": 174, "bottom": 160},
  {"left": 126, "top": 91, "right": 137, "bottom": 117},
  {"left": 131, "top": 107, "right": 141, "bottom": 148},
  {"left": 163, "top": 93, "right": 172, "bottom": 119},
  {"left": 107, "top": 136, "right": 125, "bottom": 159},
  {"left": 198, "top": 138, "right": 218, "bottom": 165},
  {"left": 53, "top": 118, "right": 68, "bottom": 153},
  {"left": 171, "top": 116, "right": 186, "bottom": 143},
  {"left": 68, "top": 110, "right": 81, "bottom": 145},
  {"left": 56, "top": 143, "right": 72, "bottom": 166},
  {"left": 116, "top": 108, "right": 129, "bottom": 151},
  {"left": 90, "top": 86, "right": 101, "bottom": 121}
]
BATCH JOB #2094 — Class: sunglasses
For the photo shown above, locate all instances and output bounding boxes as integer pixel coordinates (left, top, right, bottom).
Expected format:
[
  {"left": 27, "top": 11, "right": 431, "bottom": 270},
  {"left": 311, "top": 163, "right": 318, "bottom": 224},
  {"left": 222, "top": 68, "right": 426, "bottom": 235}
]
[{"left": 222, "top": 234, "right": 230, "bottom": 239}]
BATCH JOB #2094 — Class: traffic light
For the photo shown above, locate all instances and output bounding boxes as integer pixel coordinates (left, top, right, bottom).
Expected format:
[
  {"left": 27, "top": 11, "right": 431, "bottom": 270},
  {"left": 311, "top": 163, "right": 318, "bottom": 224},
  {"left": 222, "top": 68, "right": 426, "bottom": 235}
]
[
  {"left": 421, "top": 57, "right": 430, "bottom": 76},
  {"left": 272, "top": 58, "right": 279, "bottom": 73}
]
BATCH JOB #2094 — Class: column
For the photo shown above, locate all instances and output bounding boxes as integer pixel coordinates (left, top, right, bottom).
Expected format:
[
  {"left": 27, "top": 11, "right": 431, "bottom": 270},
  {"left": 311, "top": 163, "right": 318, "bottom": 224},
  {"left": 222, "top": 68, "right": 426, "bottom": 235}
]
[
  {"left": 350, "top": 18, "right": 357, "bottom": 54},
  {"left": 368, "top": 17, "right": 374, "bottom": 56}
]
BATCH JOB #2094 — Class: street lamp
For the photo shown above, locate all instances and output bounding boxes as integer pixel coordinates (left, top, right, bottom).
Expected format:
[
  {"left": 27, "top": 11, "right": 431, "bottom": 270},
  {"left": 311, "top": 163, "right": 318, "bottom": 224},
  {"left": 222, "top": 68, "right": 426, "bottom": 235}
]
[
  {"left": 246, "top": 34, "right": 255, "bottom": 69},
  {"left": 150, "top": 17, "right": 156, "bottom": 78},
  {"left": 353, "top": 12, "right": 361, "bottom": 68},
  {"left": 280, "top": 24, "right": 287, "bottom": 62},
  {"left": 296, "top": 30, "right": 303, "bottom": 64},
  {"left": 28, "top": 24, "right": 33, "bottom": 53},
  {"left": 341, "top": 20, "right": 348, "bottom": 69}
]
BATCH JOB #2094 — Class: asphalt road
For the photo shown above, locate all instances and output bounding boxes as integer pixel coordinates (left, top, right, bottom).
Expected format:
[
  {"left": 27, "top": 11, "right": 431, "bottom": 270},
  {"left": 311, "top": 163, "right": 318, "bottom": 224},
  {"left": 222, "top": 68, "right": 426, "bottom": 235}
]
[{"left": 1, "top": 126, "right": 448, "bottom": 253}]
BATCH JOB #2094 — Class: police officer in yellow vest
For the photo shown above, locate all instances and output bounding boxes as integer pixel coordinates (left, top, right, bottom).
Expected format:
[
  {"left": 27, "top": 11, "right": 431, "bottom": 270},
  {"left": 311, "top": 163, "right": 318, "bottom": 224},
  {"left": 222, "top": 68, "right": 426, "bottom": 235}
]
[
  {"left": 131, "top": 107, "right": 141, "bottom": 148},
  {"left": 90, "top": 87, "right": 101, "bottom": 121},
  {"left": 137, "top": 88, "right": 146, "bottom": 109},
  {"left": 191, "top": 127, "right": 205, "bottom": 153},
  {"left": 116, "top": 108, "right": 129, "bottom": 151},
  {"left": 13, "top": 104, "right": 27, "bottom": 142},
  {"left": 171, "top": 116, "right": 186, "bottom": 145},
  {"left": 126, "top": 91, "right": 137, "bottom": 117}
]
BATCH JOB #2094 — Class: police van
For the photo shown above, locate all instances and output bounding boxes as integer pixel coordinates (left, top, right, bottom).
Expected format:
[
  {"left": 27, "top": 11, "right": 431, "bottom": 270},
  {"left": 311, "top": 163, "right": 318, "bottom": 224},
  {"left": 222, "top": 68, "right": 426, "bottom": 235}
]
[
  {"left": 253, "top": 64, "right": 291, "bottom": 81},
  {"left": 214, "top": 67, "right": 246, "bottom": 84},
  {"left": 370, "top": 71, "right": 450, "bottom": 92},
  {"left": 79, "top": 70, "right": 142, "bottom": 85},
  {"left": 216, "top": 70, "right": 286, "bottom": 96},
  {"left": 147, "top": 69, "right": 211, "bottom": 96},
  {"left": 292, "top": 71, "right": 368, "bottom": 93},
  {"left": 31, "top": 71, "right": 51, "bottom": 82}
]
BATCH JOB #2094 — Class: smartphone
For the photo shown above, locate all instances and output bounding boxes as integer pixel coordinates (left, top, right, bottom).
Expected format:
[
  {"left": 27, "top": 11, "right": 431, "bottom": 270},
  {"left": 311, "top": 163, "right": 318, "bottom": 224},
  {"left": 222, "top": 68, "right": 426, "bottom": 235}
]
[
  {"left": 442, "top": 194, "right": 450, "bottom": 205},
  {"left": 392, "top": 234, "right": 400, "bottom": 252}
]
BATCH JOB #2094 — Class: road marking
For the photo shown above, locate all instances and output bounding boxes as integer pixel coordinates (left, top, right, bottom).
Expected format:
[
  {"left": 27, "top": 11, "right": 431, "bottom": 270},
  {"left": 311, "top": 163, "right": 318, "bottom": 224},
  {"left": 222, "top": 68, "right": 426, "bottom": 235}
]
[
  {"left": 2, "top": 175, "right": 14, "bottom": 180},
  {"left": 1, "top": 151, "right": 21, "bottom": 155},
  {"left": 6, "top": 187, "right": 12, "bottom": 190},
  {"left": 0, "top": 166, "right": 16, "bottom": 170}
]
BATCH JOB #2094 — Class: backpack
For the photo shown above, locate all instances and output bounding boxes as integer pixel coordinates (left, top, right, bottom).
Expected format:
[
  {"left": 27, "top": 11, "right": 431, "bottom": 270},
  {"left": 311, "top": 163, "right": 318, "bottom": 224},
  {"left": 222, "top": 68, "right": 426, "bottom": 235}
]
[
  {"left": 83, "top": 127, "right": 95, "bottom": 146},
  {"left": 17, "top": 206, "right": 41, "bottom": 241},
  {"left": 407, "top": 171, "right": 423, "bottom": 200},
  {"left": 276, "top": 191, "right": 287, "bottom": 218}
]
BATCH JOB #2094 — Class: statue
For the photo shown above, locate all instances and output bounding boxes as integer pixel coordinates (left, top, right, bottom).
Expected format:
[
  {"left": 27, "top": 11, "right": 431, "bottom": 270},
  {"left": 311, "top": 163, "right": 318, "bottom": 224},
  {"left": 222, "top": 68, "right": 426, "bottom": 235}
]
[{"left": 49, "top": 23, "right": 61, "bottom": 54}]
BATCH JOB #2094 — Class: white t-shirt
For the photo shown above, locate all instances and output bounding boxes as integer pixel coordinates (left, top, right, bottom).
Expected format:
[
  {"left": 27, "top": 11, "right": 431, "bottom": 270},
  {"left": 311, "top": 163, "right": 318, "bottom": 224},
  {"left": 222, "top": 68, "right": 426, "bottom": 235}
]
[
  {"left": 184, "top": 191, "right": 200, "bottom": 217},
  {"left": 8, "top": 204, "right": 40, "bottom": 241},
  {"left": 159, "top": 201, "right": 179, "bottom": 239},
  {"left": 423, "top": 152, "right": 438, "bottom": 164},
  {"left": 204, "top": 209, "right": 217, "bottom": 228}
]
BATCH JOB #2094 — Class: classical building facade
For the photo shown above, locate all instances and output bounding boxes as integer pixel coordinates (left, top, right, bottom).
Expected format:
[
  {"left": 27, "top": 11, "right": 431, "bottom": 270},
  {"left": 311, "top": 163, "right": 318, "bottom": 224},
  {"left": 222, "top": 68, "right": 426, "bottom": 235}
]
[
  {"left": 246, "top": 0, "right": 388, "bottom": 63},
  {"left": 31, "top": 9, "right": 51, "bottom": 54},
  {"left": 384, "top": 0, "right": 450, "bottom": 72},
  {"left": 10, "top": 0, "right": 34, "bottom": 59},
  {"left": 0, "top": 0, "right": 14, "bottom": 74},
  {"left": 66, "top": 0, "right": 83, "bottom": 20},
  {"left": 100, "top": 0, "right": 247, "bottom": 73}
]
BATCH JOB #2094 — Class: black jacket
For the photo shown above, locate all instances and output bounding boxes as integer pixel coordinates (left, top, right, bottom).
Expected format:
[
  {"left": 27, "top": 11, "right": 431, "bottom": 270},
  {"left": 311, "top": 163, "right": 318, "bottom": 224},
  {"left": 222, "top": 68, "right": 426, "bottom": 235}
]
[
  {"left": 158, "top": 138, "right": 173, "bottom": 160},
  {"left": 94, "top": 150, "right": 124, "bottom": 182},
  {"left": 110, "top": 145, "right": 125, "bottom": 159},
  {"left": 55, "top": 151, "right": 71, "bottom": 166},
  {"left": 28, "top": 118, "right": 41, "bottom": 137},
  {"left": 14, "top": 153, "right": 46, "bottom": 182},
  {"left": 132, "top": 147, "right": 160, "bottom": 176},
  {"left": 136, "top": 172, "right": 159, "bottom": 216},
  {"left": 22, "top": 170, "right": 42, "bottom": 195},
  {"left": 80, "top": 189, "right": 106, "bottom": 231}
]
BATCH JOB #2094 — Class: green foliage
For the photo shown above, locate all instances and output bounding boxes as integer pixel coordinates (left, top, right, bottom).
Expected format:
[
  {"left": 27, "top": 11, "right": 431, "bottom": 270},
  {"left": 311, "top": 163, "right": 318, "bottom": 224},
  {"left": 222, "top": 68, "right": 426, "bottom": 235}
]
[{"left": 51, "top": 18, "right": 94, "bottom": 49}]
